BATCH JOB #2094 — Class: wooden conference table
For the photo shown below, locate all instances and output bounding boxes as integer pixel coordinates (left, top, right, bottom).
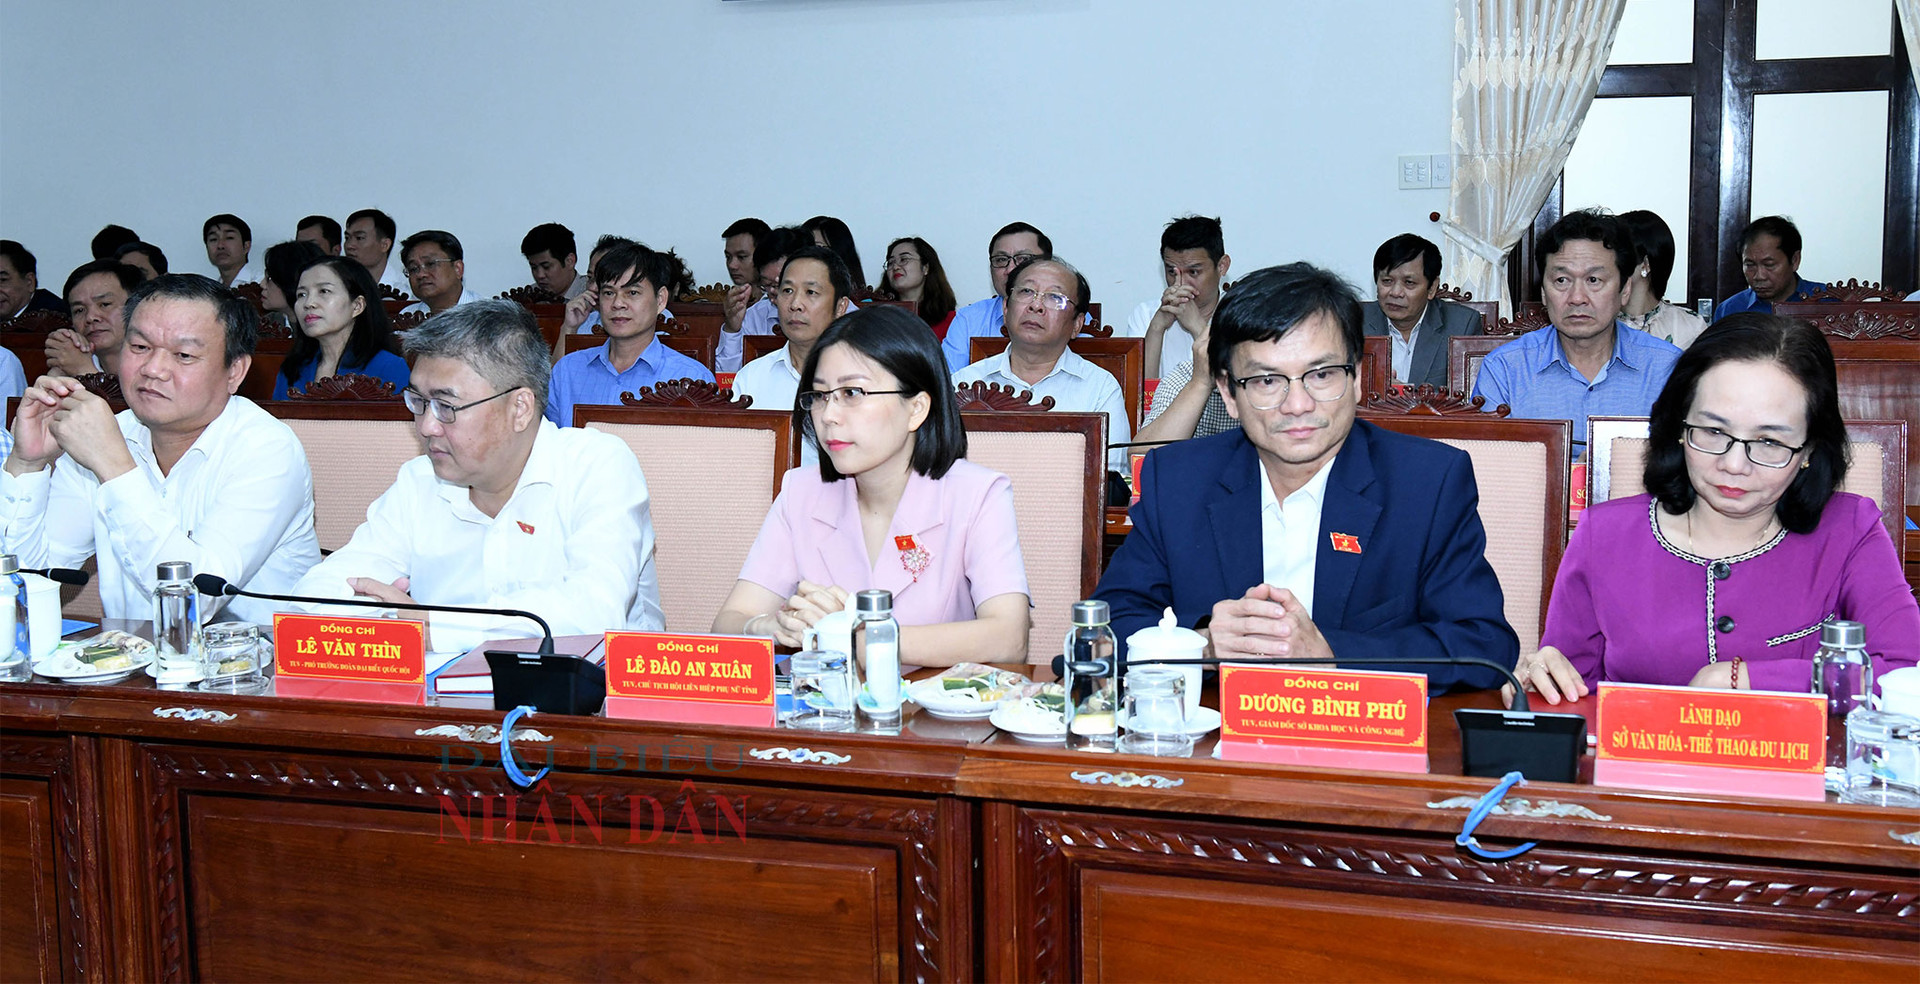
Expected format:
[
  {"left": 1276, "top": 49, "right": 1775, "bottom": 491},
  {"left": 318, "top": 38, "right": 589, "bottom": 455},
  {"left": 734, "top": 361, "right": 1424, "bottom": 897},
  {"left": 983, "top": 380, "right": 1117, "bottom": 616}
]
[{"left": 3, "top": 635, "right": 1916, "bottom": 982}]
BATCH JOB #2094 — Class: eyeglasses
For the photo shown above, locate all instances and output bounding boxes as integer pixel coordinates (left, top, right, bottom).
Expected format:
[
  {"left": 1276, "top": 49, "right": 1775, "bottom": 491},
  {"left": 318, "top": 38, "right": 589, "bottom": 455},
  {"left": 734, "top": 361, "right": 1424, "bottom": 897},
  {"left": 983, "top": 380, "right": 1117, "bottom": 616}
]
[
  {"left": 1681, "top": 424, "right": 1805, "bottom": 468},
  {"left": 797, "top": 386, "right": 909, "bottom": 413},
  {"left": 404, "top": 257, "right": 456, "bottom": 276},
  {"left": 989, "top": 251, "right": 1041, "bottom": 270},
  {"left": 1011, "top": 286, "right": 1074, "bottom": 313},
  {"left": 886, "top": 254, "right": 921, "bottom": 269},
  {"left": 402, "top": 386, "right": 518, "bottom": 423},
  {"left": 1230, "top": 365, "right": 1354, "bottom": 409}
]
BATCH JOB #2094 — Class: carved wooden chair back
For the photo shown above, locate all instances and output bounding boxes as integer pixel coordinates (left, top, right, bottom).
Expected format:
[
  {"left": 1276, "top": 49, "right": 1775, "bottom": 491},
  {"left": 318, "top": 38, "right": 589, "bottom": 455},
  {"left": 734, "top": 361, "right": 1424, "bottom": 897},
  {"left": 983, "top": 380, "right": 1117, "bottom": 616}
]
[
  {"left": 1447, "top": 334, "right": 1520, "bottom": 395},
  {"left": 573, "top": 404, "right": 794, "bottom": 633},
  {"left": 1359, "top": 335, "right": 1393, "bottom": 398},
  {"left": 959, "top": 409, "right": 1105, "bottom": 665},
  {"left": 1829, "top": 338, "right": 1920, "bottom": 506}
]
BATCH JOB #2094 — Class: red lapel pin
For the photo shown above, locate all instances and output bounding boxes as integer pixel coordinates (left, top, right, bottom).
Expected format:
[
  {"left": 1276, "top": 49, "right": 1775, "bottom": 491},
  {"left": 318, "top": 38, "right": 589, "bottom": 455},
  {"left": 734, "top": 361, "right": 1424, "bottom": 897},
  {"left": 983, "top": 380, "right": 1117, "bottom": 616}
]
[
  {"left": 1330, "top": 532, "right": 1362, "bottom": 554},
  {"left": 517, "top": 521, "right": 536, "bottom": 535}
]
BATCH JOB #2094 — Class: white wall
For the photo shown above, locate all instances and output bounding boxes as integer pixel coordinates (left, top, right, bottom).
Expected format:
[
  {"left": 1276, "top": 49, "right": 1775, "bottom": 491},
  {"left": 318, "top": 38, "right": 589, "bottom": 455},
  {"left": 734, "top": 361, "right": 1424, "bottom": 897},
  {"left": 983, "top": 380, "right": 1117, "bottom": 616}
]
[{"left": 0, "top": 0, "right": 1454, "bottom": 309}]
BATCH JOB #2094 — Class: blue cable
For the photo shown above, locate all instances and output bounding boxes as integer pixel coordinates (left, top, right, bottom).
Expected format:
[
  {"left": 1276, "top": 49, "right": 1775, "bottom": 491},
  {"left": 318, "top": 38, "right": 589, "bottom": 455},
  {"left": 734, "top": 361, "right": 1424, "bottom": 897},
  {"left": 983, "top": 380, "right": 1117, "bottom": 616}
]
[
  {"left": 498, "top": 705, "right": 549, "bottom": 788},
  {"left": 1456, "top": 770, "right": 1538, "bottom": 860},
  {"left": 8, "top": 573, "right": 28, "bottom": 659}
]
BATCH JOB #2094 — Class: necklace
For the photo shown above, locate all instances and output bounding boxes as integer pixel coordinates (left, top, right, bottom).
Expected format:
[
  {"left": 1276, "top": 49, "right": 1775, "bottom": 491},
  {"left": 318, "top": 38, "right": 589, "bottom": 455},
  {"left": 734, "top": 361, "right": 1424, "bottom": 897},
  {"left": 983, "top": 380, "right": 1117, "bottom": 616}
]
[{"left": 1684, "top": 506, "right": 1776, "bottom": 560}]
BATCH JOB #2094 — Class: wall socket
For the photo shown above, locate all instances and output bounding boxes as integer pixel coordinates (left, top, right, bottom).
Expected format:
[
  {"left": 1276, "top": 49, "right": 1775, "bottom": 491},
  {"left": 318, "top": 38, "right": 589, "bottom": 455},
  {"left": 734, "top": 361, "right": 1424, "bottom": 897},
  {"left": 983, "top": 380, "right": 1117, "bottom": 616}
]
[{"left": 1398, "top": 153, "right": 1453, "bottom": 190}]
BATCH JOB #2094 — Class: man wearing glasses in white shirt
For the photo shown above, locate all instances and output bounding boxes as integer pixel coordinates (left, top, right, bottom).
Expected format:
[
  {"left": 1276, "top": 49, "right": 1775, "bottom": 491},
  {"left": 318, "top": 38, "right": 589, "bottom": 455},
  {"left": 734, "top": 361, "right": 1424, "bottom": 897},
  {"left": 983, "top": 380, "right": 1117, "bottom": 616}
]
[
  {"left": 398, "top": 230, "right": 480, "bottom": 316},
  {"left": 291, "top": 300, "right": 663, "bottom": 652}
]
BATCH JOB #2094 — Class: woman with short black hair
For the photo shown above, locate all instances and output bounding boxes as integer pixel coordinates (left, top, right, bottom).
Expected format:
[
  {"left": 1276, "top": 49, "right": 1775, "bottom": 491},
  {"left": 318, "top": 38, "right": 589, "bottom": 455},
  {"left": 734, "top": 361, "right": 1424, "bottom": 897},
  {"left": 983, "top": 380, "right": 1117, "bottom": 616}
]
[
  {"left": 1509, "top": 313, "right": 1917, "bottom": 704},
  {"left": 713, "top": 305, "right": 1031, "bottom": 666}
]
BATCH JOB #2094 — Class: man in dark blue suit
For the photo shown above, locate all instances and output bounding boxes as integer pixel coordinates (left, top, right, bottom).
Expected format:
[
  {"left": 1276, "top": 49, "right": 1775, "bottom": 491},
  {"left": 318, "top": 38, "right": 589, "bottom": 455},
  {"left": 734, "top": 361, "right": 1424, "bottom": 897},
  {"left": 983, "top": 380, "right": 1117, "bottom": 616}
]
[{"left": 1096, "top": 262, "right": 1518, "bottom": 692}]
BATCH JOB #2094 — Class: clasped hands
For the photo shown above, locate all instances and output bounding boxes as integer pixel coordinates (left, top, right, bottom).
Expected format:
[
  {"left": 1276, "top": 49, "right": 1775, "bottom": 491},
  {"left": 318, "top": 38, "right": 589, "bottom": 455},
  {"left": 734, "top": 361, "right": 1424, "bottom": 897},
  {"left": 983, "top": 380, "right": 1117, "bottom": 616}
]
[
  {"left": 5, "top": 376, "right": 134, "bottom": 481},
  {"left": 753, "top": 579, "right": 850, "bottom": 650},
  {"left": 1205, "top": 583, "right": 1330, "bottom": 662}
]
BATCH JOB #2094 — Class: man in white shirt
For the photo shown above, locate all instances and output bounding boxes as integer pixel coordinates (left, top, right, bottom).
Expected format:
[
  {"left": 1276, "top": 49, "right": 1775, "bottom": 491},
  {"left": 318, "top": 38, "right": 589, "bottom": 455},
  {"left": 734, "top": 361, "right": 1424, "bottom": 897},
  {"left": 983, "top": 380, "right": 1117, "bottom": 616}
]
[
  {"left": 293, "top": 299, "right": 663, "bottom": 652},
  {"left": 720, "top": 216, "right": 771, "bottom": 327},
  {"left": 398, "top": 231, "right": 479, "bottom": 316},
  {"left": 733, "top": 245, "right": 854, "bottom": 467},
  {"left": 522, "top": 222, "right": 589, "bottom": 299},
  {"left": 202, "top": 213, "right": 260, "bottom": 287},
  {"left": 0, "top": 274, "right": 321, "bottom": 623},
  {"left": 344, "top": 208, "right": 410, "bottom": 296},
  {"left": 44, "top": 260, "right": 145, "bottom": 378},
  {"left": 717, "top": 226, "right": 805, "bottom": 373},
  {"left": 1123, "top": 215, "right": 1232, "bottom": 380},
  {"left": 951, "top": 257, "right": 1131, "bottom": 470}
]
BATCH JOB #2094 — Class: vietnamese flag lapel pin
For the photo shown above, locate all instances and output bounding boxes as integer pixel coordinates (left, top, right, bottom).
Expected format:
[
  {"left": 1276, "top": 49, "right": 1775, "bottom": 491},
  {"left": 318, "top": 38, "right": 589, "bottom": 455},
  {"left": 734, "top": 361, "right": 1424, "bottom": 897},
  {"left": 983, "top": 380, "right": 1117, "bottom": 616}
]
[{"left": 1329, "top": 532, "right": 1362, "bottom": 554}]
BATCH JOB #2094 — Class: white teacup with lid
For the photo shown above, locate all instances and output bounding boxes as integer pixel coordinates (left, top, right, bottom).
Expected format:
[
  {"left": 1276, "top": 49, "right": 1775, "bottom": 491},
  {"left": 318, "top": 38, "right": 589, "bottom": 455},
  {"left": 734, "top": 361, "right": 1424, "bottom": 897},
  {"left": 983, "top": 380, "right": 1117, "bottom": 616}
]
[{"left": 1124, "top": 608, "right": 1205, "bottom": 715}]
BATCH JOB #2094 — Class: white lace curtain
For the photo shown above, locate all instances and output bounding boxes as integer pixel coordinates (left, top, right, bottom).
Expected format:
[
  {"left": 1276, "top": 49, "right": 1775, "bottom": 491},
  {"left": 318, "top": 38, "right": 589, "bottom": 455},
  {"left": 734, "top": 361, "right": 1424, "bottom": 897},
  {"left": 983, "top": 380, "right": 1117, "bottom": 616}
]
[{"left": 1442, "top": 0, "right": 1628, "bottom": 314}]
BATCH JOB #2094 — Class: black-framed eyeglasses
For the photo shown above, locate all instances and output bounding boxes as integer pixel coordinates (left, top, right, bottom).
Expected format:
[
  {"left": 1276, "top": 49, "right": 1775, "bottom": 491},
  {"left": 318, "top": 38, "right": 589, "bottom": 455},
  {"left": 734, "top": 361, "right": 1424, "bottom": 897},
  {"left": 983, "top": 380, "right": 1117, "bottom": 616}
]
[
  {"left": 797, "top": 387, "right": 910, "bottom": 413},
  {"left": 403, "top": 386, "right": 518, "bottom": 423},
  {"left": 989, "top": 251, "right": 1041, "bottom": 270},
  {"left": 1229, "top": 365, "right": 1354, "bottom": 409},
  {"left": 1681, "top": 424, "right": 1805, "bottom": 468},
  {"left": 404, "top": 257, "right": 457, "bottom": 276}
]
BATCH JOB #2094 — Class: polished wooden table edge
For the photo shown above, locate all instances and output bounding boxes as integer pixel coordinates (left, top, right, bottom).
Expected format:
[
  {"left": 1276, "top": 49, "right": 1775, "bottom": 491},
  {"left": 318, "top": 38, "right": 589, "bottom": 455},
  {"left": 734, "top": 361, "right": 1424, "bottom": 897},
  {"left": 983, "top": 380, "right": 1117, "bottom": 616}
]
[{"left": 7, "top": 679, "right": 1917, "bottom": 870}]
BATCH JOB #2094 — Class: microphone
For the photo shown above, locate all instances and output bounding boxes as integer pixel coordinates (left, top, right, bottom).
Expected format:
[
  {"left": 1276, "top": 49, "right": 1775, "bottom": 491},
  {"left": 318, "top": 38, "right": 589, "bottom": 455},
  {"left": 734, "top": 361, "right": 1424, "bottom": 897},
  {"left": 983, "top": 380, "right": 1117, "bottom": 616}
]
[
  {"left": 192, "top": 574, "right": 556, "bottom": 654},
  {"left": 25, "top": 567, "right": 90, "bottom": 586}
]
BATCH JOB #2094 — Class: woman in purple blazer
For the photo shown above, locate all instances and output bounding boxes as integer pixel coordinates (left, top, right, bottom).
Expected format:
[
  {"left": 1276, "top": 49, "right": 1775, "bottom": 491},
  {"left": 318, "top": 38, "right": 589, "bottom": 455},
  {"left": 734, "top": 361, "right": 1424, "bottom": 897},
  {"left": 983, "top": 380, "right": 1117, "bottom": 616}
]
[{"left": 1510, "top": 313, "right": 1918, "bottom": 705}]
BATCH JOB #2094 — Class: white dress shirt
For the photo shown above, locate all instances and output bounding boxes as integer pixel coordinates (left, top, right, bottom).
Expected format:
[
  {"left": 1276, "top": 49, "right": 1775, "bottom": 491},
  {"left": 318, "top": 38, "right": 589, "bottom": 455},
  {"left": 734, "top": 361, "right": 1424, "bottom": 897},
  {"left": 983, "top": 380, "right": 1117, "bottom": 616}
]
[
  {"left": 1258, "top": 456, "right": 1334, "bottom": 618},
  {"left": 715, "top": 297, "right": 778, "bottom": 373},
  {"left": 0, "top": 396, "right": 321, "bottom": 623},
  {"left": 1388, "top": 318, "right": 1421, "bottom": 383},
  {"left": 399, "top": 287, "right": 480, "bottom": 316},
  {"left": 731, "top": 344, "right": 817, "bottom": 467},
  {"left": 221, "top": 260, "right": 263, "bottom": 287},
  {"left": 290, "top": 420, "right": 663, "bottom": 652},
  {"left": 951, "top": 347, "right": 1132, "bottom": 470},
  {"left": 380, "top": 255, "right": 411, "bottom": 296},
  {"left": 1123, "top": 298, "right": 1203, "bottom": 379},
  {"left": 0, "top": 347, "right": 25, "bottom": 401}
]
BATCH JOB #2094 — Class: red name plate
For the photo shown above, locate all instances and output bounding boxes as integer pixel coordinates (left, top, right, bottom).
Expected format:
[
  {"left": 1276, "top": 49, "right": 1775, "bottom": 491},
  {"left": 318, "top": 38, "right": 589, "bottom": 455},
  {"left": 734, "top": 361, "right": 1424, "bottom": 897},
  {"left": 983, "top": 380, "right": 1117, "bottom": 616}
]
[
  {"left": 1594, "top": 683, "right": 1825, "bottom": 799},
  {"left": 603, "top": 632, "right": 774, "bottom": 726},
  {"left": 273, "top": 613, "right": 426, "bottom": 683},
  {"left": 1218, "top": 666, "right": 1428, "bottom": 772}
]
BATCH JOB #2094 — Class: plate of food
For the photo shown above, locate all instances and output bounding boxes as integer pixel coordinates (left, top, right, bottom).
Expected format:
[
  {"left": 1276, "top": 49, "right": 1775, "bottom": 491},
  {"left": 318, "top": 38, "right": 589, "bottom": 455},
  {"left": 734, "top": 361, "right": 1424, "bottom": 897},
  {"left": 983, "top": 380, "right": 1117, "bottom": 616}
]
[
  {"left": 34, "top": 631, "right": 155, "bottom": 684},
  {"left": 904, "top": 663, "right": 1030, "bottom": 720},
  {"left": 989, "top": 684, "right": 1068, "bottom": 742}
]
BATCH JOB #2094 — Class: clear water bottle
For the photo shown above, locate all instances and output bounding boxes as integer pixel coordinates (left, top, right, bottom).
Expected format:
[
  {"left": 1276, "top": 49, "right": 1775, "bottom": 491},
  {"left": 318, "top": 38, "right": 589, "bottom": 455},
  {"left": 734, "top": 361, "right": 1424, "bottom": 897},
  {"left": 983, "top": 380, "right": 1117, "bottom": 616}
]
[
  {"left": 153, "top": 561, "right": 204, "bottom": 688},
  {"left": 855, "top": 589, "right": 900, "bottom": 718},
  {"left": 1063, "top": 600, "right": 1117, "bottom": 752},
  {"left": 0, "top": 554, "right": 30, "bottom": 681},
  {"left": 1811, "top": 619, "right": 1873, "bottom": 792}
]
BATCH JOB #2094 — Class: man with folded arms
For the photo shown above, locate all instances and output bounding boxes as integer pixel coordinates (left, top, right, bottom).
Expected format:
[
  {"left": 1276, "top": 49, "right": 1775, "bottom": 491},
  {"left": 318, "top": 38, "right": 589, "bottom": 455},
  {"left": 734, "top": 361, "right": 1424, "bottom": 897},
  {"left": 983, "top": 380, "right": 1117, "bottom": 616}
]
[
  {"left": 952, "top": 256, "right": 1131, "bottom": 470},
  {"left": 45, "top": 260, "right": 145, "bottom": 378},
  {"left": 733, "top": 244, "right": 854, "bottom": 465},
  {"left": 0, "top": 275, "right": 321, "bottom": 623},
  {"left": 1096, "top": 263, "right": 1517, "bottom": 691},
  {"left": 398, "top": 231, "right": 479, "bottom": 316},
  {"left": 940, "top": 222, "right": 1052, "bottom": 371},
  {"left": 1473, "top": 209, "right": 1681, "bottom": 453},
  {"left": 294, "top": 300, "right": 663, "bottom": 651}
]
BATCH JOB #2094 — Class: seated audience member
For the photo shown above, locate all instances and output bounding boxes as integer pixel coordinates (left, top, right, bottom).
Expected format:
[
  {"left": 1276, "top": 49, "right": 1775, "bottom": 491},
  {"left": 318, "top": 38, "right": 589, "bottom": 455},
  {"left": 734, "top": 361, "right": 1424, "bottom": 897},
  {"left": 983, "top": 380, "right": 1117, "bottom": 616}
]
[
  {"left": 1, "top": 348, "right": 24, "bottom": 402},
  {"left": 203, "top": 213, "right": 259, "bottom": 287},
  {"left": 802, "top": 215, "right": 867, "bottom": 288},
  {"left": 345, "top": 208, "right": 410, "bottom": 295},
  {"left": 0, "top": 274, "right": 321, "bottom": 623},
  {"left": 1095, "top": 263, "right": 1518, "bottom": 691},
  {"left": 0, "top": 241, "right": 68, "bottom": 318},
  {"left": 295, "top": 215, "right": 342, "bottom": 256},
  {"left": 522, "top": 222, "right": 588, "bottom": 299},
  {"left": 398, "top": 231, "right": 478, "bottom": 316},
  {"left": 560, "top": 234, "right": 639, "bottom": 337},
  {"left": 1618, "top": 210, "right": 1708, "bottom": 348},
  {"left": 877, "top": 236, "right": 958, "bottom": 336},
  {"left": 721, "top": 217, "right": 772, "bottom": 333},
  {"left": 293, "top": 300, "right": 663, "bottom": 650},
  {"left": 259, "top": 240, "right": 328, "bottom": 328},
  {"left": 1125, "top": 215, "right": 1233, "bottom": 380},
  {"left": 716, "top": 226, "right": 807, "bottom": 373},
  {"left": 91, "top": 225, "right": 139, "bottom": 260},
  {"left": 545, "top": 242, "right": 712, "bottom": 425},
  {"left": 46, "top": 260, "right": 145, "bottom": 377},
  {"left": 733, "top": 245, "right": 855, "bottom": 466},
  {"left": 952, "top": 256, "right": 1131, "bottom": 470},
  {"left": 1472, "top": 209, "right": 1681, "bottom": 452},
  {"left": 1361, "top": 233, "right": 1481, "bottom": 389},
  {"left": 1715, "top": 215, "right": 1825, "bottom": 318},
  {"left": 940, "top": 222, "right": 1052, "bottom": 370},
  {"left": 114, "top": 241, "right": 168, "bottom": 280},
  {"left": 1509, "top": 314, "right": 1918, "bottom": 706},
  {"left": 273, "top": 257, "right": 410, "bottom": 399},
  {"left": 713, "top": 305, "right": 1031, "bottom": 666}
]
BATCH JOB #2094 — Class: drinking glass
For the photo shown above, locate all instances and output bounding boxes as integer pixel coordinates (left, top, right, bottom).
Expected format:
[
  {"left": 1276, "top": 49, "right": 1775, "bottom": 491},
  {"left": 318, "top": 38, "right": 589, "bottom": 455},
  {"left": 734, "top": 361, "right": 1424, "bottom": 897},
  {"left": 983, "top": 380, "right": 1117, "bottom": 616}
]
[
  {"left": 196, "top": 622, "right": 270, "bottom": 695},
  {"left": 1116, "top": 667, "right": 1194, "bottom": 757},
  {"left": 786, "top": 649, "right": 857, "bottom": 732}
]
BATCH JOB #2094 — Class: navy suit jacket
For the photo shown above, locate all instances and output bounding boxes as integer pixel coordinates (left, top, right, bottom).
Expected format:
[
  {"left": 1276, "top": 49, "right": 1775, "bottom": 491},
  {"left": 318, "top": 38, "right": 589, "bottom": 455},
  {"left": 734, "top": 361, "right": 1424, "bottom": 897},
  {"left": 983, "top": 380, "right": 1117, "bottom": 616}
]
[
  {"left": 1095, "top": 419, "right": 1519, "bottom": 692},
  {"left": 1361, "top": 298, "right": 1483, "bottom": 389}
]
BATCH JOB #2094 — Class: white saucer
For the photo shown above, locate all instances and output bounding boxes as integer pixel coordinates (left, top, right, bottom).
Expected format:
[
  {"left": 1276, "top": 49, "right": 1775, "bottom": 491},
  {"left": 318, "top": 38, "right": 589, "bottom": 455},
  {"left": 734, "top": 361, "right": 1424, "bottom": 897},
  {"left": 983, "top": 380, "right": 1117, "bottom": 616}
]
[
  {"left": 904, "top": 678, "right": 1013, "bottom": 720},
  {"left": 990, "top": 702, "right": 1066, "bottom": 742},
  {"left": 1116, "top": 706, "right": 1222, "bottom": 738},
  {"left": 33, "top": 651, "right": 155, "bottom": 684}
]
